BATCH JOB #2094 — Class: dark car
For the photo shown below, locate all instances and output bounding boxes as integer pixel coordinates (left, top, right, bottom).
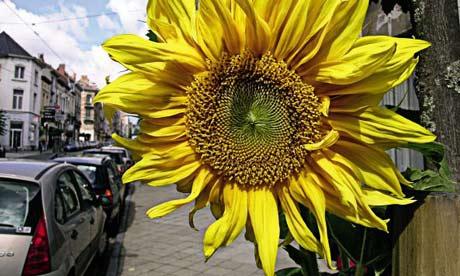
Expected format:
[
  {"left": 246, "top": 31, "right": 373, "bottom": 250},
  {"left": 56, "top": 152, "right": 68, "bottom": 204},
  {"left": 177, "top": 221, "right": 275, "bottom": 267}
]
[
  {"left": 0, "top": 160, "right": 107, "bottom": 276},
  {"left": 53, "top": 156, "right": 123, "bottom": 237},
  {"left": 82, "top": 147, "right": 133, "bottom": 175},
  {"left": 82, "top": 149, "right": 127, "bottom": 174}
]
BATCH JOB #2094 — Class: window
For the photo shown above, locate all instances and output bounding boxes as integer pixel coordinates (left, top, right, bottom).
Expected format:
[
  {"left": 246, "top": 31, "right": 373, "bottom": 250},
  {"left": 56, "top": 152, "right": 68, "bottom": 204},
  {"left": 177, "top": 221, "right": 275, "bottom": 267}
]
[
  {"left": 12, "top": 89, "right": 24, "bottom": 109},
  {"left": 86, "top": 94, "right": 92, "bottom": 104},
  {"left": 57, "top": 172, "right": 80, "bottom": 218},
  {"left": 33, "top": 93, "right": 37, "bottom": 110},
  {"left": 34, "top": 70, "right": 38, "bottom": 86},
  {"left": 14, "top": 65, "right": 25, "bottom": 79},
  {"left": 55, "top": 192, "right": 65, "bottom": 224},
  {"left": 72, "top": 171, "right": 94, "bottom": 202},
  {"left": 85, "top": 108, "right": 91, "bottom": 119},
  {"left": 106, "top": 165, "right": 119, "bottom": 196}
]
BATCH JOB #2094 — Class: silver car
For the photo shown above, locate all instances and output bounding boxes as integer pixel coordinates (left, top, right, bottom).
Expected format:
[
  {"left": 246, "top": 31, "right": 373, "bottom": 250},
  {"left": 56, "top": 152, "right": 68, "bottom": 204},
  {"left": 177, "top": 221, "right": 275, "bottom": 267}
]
[{"left": 0, "top": 160, "right": 107, "bottom": 276}]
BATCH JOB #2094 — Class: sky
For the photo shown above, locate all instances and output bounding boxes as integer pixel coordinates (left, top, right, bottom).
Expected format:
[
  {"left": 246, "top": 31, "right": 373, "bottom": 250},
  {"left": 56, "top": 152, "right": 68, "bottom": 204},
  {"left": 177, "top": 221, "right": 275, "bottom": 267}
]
[{"left": 0, "top": 0, "right": 149, "bottom": 88}]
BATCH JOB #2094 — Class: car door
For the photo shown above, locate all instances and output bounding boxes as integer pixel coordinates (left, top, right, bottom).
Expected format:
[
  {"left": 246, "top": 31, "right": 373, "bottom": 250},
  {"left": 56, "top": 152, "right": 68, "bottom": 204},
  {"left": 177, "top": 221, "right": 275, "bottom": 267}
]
[
  {"left": 106, "top": 163, "right": 122, "bottom": 215},
  {"left": 108, "top": 160, "right": 124, "bottom": 200},
  {"left": 56, "top": 171, "right": 91, "bottom": 275},
  {"left": 71, "top": 170, "right": 105, "bottom": 255}
]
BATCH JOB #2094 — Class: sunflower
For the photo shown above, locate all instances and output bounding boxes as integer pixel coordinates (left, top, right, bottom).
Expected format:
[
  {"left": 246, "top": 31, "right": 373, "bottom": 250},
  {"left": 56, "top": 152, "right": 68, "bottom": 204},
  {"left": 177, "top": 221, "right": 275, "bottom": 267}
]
[{"left": 95, "top": 0, "right": 435, "bottom": 274}]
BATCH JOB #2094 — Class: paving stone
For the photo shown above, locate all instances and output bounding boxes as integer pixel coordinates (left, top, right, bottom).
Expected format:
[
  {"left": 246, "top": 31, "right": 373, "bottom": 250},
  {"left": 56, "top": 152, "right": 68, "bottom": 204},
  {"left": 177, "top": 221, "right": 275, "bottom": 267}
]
[{"left": 119, "top": 183, "right": 296, "bottom": 276}]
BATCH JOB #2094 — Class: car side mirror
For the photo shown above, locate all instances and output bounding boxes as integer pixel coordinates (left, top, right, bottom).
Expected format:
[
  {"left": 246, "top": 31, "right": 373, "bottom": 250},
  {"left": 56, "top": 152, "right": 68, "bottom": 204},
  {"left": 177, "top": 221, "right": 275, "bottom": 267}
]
[{"left": 123, "top": 157, "right": 134, "bottom": 168}]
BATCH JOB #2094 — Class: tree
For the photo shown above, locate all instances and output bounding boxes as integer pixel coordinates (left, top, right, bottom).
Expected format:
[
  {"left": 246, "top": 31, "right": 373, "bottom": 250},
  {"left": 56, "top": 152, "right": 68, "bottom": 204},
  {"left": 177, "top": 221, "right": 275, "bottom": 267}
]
[
  {"left": 392, "top": 1, "right": 460, "bottom": 275},
  {"left": 409, "top": 0, "right": 460, "bottom": 184}
]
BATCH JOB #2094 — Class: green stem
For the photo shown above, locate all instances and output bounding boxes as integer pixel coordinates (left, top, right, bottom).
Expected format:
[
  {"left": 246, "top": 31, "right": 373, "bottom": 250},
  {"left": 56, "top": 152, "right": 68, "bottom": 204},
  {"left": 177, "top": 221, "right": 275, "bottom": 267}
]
[
  {"left": 327, "top": 221, "right": 358, "bottom": 264},
  {"left": 355, "top": 228, "right": 367, "bottom": 276}
]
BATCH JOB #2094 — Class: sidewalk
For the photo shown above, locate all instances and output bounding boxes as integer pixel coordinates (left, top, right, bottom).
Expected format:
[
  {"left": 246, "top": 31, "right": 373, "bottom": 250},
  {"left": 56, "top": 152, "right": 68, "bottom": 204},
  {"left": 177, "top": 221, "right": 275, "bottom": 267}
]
[
  {"left": 117, "top": 182, "right": 297, "bottom": 276},
  {"left": 5, "top": 150, "right": 55, "bottom": 160}
]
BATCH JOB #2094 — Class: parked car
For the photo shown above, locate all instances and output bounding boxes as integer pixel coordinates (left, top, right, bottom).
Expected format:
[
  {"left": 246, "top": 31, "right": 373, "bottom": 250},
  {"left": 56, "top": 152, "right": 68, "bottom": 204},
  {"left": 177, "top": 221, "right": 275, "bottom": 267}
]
[
  {"left": 53, "top": 156, "right": 124, "bottom": 237},
  {"left": 82, "top": 148, "right": 132, "bottom": 175},
  {"left": 0, "top": 160, "right": 107, "bottom": 276}
]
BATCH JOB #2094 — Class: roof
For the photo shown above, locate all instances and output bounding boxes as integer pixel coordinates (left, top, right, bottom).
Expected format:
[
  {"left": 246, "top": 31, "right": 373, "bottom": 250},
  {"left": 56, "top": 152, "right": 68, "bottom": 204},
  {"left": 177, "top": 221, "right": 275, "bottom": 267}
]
[
  {"left": 0, "top": 160, "right": 58, "bottom": 180},
  {"left": 53, "top": 156, "right": 106, "bottom": 166},
  {"left": 0, "top": 31, "right": 32, "bottom": 58}
]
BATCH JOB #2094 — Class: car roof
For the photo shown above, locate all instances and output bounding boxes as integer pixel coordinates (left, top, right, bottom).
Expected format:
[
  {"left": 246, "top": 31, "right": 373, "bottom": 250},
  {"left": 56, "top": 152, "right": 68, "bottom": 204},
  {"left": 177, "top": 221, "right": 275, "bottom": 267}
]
[
  {"left": 102, "top": 146, "right": 127, "bottom": 152},
  {"left": 84, "top": 148, "right": 122, "bottom": 153},
  {"left": 53, "top": 156, "right": 107, "bottom": 166},
  {"left": 0, "top": 159, "right": 59, "bottom": 180}
]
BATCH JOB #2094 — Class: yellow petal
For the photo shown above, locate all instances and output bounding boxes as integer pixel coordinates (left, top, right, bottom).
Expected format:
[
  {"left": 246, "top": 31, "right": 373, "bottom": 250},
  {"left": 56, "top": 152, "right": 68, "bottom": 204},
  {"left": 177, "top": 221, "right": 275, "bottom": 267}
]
[
  {"left": 273, "top": 0, "right": 311, "bottom": 60},
  {"left": 324, "top": 191, "right": 389, "bottom": 231},
  {"left": 102, "top": 34, "right": 205, "bottom": 77},
  {"left": 248, "top": 188, "right": 279, "bottom": 276},
  {"left": 330, "top": 93, "right": 384, "bottom": 113},
  {"left": 362, "top": 189, "right": 415, "bottom": 206},
  {"left": 146, "top": 167, "right": 213, "bottom": 218},
  {"left": 302, "top": 38, "right": 397, "bottom": 85},
  {"left": 147, "top": 0, "right": 196, "bottom": 44},
  {"left": 236, "top": 0, "right": 271, "bottom": 55},
  {"left": 318, "top": 37, "right": 430, "bottom": 96},
  {"left": 189, "top": 181, "right": 216, "bottom": 230},
  {"left": 289, "top": 0, "right": 342, "bottom": 69},
  {"left": 301, "top": 163, "right": 387, "bottom": 230},
  {"left": 203, "top": 184, "right": 248, "bottom": 258},
  {"left": 209, "top": 0, "right": 244, "bottom": 55},
  {"left": 304, "top": 130, "right": 339, "bottom": 151},
  {"left": 331, "top": 140, "right": 407, "bottom": 196},
  {"left": 319, "top": 96, "right": 331, "bottom": 116},
  {"left": 292, "top": 172, "right": 333, "bottom": 268},
  {"left": 140, "top": 120, "right": 185, "bottom": 137},
  {"left": 278, "top": 185, "right": 322, "bottom": 255},
  {"left": 328, "top": 106, "right": 436, "bottom": 145},
  {"left": 122, "top": 143, "right": 200, "bottom": 185},
  {"left": 94, "top": 72, "right": 186, "bottom": 117},
  {"left": 308, "top": 153, "right": 358, "bottom": 212},
  {"left": 310, "top": 0, "right": 369, "bottom": 63}
]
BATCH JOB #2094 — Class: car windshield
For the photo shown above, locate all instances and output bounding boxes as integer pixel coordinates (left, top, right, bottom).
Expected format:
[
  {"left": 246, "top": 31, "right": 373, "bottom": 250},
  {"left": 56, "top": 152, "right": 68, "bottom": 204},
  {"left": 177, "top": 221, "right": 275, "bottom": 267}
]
[
  {"left": 76, "top": 164, "right": 106, "bottom": 189},
  {"left": 0, "top": 179, "right": 40, "bottom": 231}
]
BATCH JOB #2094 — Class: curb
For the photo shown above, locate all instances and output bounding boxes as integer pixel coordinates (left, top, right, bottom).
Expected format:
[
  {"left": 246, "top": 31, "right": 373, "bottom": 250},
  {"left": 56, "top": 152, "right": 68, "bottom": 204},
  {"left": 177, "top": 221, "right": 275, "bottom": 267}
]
[{"left": 106, "top": 182, "right": 137, "bottom": 276}]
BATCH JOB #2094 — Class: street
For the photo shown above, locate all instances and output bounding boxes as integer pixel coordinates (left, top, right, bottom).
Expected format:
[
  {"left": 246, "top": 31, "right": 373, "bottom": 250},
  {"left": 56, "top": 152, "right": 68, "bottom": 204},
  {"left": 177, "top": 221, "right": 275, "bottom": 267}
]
[{"left": 10, "top": 149, "right": 297, "bottom": 276}]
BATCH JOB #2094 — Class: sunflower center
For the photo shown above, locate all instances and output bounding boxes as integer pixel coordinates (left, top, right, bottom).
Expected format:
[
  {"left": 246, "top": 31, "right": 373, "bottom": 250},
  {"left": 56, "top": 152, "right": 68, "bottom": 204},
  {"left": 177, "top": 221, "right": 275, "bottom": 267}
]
[{"left": 186, "top": 52, "right": 323, "bottom": 187}]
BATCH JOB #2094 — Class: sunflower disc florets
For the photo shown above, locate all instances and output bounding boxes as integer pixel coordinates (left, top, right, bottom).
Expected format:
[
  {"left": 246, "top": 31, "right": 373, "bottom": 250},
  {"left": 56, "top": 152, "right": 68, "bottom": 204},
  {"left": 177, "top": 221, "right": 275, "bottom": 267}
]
[{"left": 186, "top": 52, "right": 323, "bottom": 187}]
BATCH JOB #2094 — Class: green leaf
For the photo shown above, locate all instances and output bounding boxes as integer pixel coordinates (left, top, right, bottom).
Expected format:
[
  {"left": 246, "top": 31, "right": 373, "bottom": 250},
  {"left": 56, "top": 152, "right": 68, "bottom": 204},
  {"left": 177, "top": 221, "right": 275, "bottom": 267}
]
[
  {"left": 403, "top": 168, "right": 455, "bottom": 192},
  {"left": 405, "top": 142, "right": 444, "bottom": 164},
  {"left": 401, "top": 142, "right": 455, "bottom": 192},
  {"left": 275, "top": 267, "right": 303, "bottom": 276},
  {"left": 283, "top": 245, "right": 320, "bottom": 276}
]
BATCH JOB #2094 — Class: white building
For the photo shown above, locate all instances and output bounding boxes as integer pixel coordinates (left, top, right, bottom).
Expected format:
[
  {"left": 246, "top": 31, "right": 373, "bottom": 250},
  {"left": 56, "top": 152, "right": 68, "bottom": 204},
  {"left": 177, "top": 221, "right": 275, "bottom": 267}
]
[{"left": 0, "top": 32, "right": 43, "bottom": 150}]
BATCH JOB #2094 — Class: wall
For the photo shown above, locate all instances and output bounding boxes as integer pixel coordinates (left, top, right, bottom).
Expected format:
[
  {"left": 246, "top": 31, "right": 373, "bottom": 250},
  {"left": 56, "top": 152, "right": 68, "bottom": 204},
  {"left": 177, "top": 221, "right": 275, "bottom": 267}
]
[{"left": 0, "top": 56, "right": 42, "bottom": 150}]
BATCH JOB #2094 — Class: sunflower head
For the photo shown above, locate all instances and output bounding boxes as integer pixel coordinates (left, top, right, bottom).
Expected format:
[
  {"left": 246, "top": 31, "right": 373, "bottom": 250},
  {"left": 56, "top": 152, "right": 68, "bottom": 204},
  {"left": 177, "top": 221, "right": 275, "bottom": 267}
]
[
  {"left": 187, "top": 51, "right": 324, "bottom": 187},
  {"left": 96, "top": 0, "right": 434, "bottom": 275}
]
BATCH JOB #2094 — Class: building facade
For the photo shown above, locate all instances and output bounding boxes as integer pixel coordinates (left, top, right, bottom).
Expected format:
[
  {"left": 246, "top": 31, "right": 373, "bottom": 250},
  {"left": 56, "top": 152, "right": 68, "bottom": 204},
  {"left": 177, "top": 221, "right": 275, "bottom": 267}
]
[
  {"left": 78, "top": 75, "right": 100, "bottom": 141},
  {"left": 0, "top": 32, "right": 43, "bottom": 150}
]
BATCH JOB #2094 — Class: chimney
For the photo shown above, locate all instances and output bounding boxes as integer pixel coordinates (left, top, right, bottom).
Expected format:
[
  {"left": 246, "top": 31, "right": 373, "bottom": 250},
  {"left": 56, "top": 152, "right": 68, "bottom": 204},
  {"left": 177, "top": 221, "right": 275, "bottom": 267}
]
[
  {"left": 38, "top": 53, "right": 44, "bottom": 62},
  {"left": 57, "top": 64, "right": 66, "bottom": 75},
  {"left": 80, "top": 75, "right": 89, "bottom": 84}
]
